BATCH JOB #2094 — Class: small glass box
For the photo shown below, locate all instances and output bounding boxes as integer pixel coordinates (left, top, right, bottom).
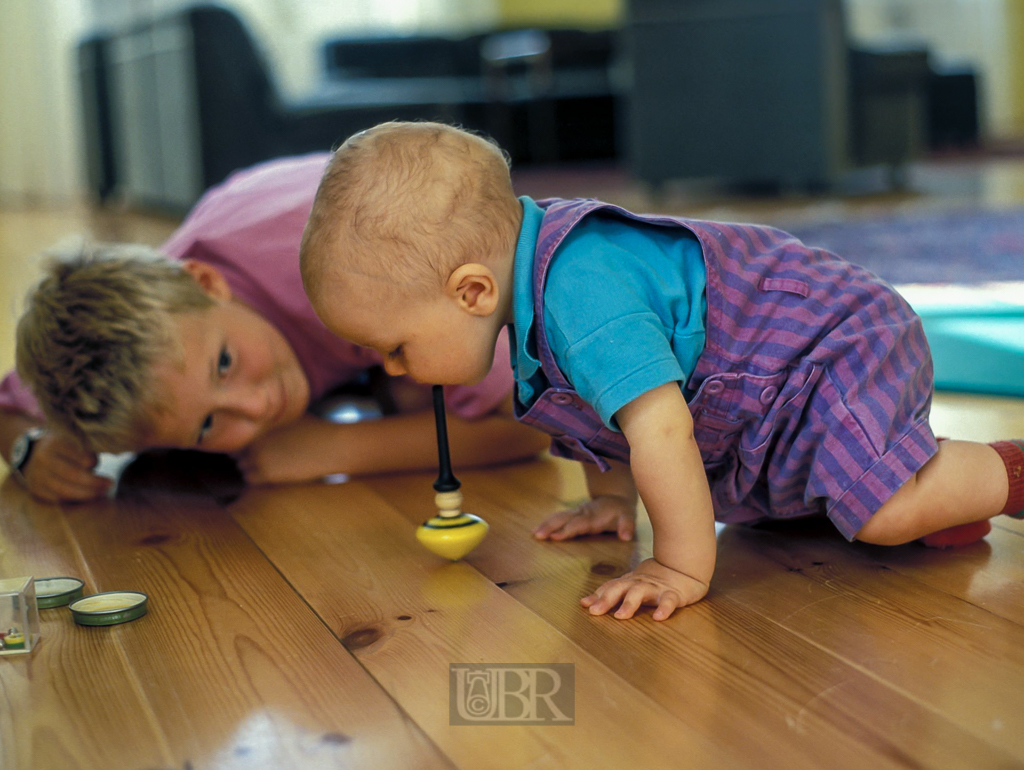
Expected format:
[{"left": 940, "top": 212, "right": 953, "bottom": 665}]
[{"left": 0, "top": 576, "right": 41, "bottom": 655}]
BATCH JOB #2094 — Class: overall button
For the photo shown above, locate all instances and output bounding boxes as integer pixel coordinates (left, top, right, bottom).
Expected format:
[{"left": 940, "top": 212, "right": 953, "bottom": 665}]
[
  {"left": 550, "top": 393, "right": 574, "bottom": 406},
  {"left": 759, "top": 386, "right": 778, "bottom": 405},
  {"left": 705, "top": 381, "right": 725, "bottom": 395}
]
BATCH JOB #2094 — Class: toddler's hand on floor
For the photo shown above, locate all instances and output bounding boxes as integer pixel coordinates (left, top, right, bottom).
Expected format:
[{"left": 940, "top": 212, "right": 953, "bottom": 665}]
[
  {"left": 581, "top": 557, "right": 708, "bottom": 621},
  {"left": 533, "top": 495, "right": 636, "bottom": 541}
]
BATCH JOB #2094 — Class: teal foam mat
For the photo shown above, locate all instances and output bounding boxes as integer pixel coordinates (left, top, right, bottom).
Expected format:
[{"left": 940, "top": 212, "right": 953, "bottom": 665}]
[{"left": 917, "top": 307, "right": 1024, "bottom": 397}]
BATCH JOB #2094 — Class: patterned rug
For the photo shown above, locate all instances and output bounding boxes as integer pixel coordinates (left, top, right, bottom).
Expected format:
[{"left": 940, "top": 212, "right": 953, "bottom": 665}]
[{"left": 782, "top": 207, "right": 1024, "bottom": 285}]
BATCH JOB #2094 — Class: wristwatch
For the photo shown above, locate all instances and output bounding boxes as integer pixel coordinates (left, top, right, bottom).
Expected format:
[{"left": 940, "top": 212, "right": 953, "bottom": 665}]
[{"left": 10, "top": 427, "right": 45, "bottom": 482}]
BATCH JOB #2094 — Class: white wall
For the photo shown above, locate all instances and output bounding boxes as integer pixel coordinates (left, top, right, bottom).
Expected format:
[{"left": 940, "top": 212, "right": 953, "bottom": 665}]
[{"left": 0, "top": 0, "right": 88, "bottom": 203}]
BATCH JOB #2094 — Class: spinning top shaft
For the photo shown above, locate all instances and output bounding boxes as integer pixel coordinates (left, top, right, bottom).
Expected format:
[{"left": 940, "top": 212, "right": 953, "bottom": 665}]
[
  {"left": 432, "top": 385, "right": 460, "bottom": 494},
  {"left": 417, "top": 385, "right": 489, "bottom": 560}
]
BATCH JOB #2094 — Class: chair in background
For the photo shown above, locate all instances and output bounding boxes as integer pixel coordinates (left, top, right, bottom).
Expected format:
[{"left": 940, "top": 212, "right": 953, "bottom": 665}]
[
  {"left": 321, "top": 27, "right": 619, "bottom": 165},
  {"left": 928, "top": 64, "right": 980, "bottom": 149},
  {"left": 849, "top": 44, "right": 930, "bottom": 186},
  {"left": 481, "top": 29, "right": 558, "bottom": 165}
]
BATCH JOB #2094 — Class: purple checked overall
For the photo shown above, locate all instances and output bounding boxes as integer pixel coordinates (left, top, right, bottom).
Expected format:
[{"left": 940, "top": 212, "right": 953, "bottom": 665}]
[{"left": 513, "top": 199, "right": 938, "bottom": 540}]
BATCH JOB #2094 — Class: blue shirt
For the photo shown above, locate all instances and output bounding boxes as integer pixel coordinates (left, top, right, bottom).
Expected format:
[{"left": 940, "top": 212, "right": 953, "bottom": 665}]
[{"left": 510, "top": 196, "right": 707, "bottom": 429}]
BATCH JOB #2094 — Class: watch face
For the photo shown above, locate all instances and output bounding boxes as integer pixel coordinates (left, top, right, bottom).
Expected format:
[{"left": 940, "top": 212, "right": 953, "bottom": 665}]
[
  {"left": 11, "top": 434, "right": 29, "bottom": 468},
  {"left": 11, "top": 428, "right": 42, "bottom": 471}
]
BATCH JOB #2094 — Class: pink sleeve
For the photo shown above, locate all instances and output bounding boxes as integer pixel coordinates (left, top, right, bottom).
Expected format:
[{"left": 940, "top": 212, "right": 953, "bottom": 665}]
[
  {"left": 0, "top": 371, "right": 43, "bottom": 419},
  {"left": 444, "top": 327, "right": 515, "bottom": 420}
]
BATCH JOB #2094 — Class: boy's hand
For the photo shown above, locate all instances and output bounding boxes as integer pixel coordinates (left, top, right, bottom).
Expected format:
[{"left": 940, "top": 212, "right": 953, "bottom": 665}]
[
  {"left": 18, "top": 432, "right": 112, "bottom": 503},
  {"left": 581, "top": 557, "right": 709, "bottom": 621},
  {"left": 233, "top": 421, "right": 316, "bottom": 486},
  {"left": 532, "top": 495, "right": 636, "bottom": 541}
]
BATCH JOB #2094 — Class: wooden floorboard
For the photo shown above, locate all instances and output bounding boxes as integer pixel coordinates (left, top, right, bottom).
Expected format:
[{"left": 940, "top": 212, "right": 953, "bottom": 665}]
[
  {"left": 716, "top": 525, "right": 1024, "bottom": 756},
  {"left": 6, "top": 454, "right": 1024, "bottom": 768},
  {"left": 230, "top": 482, "right": 741, "bottom": 769},
  {"left": 0, "top": 481, "right": 171, "bottom": 770},
  {"left": 6, "top": 157, "right": 1024, "bottom": 767},
  {"left": 369, "top": 463, "right": 1024, "bottom": 770},
  {"left": 0, "top": 479, "right": 453, "bottom": 770},
  {"left": 849, "top": 524, "right": 1024, "bottom": 626}
]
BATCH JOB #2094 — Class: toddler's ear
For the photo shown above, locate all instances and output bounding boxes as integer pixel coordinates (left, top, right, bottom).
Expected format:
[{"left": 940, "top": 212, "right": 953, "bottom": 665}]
[
  {"left": 447, "top": 264, "right": 498, "bottom": 317},
  {"left": 181, "top": 260, "right": 233, "bottom": 301}
]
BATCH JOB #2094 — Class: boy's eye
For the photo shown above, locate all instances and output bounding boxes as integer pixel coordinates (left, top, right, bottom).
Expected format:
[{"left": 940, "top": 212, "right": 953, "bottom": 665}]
[
  {"left": 387, "top": 345, "right": 403, "bottom": 360},
  {"left": 217, "top": 348, "right": 232, "bottom": 374}
]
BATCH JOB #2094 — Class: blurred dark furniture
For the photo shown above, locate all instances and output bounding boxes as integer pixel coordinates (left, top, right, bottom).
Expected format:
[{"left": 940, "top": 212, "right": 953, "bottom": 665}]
[
  {"left": 79, "top": 36, "right": 118, "bottom": 201},
  {"left": 323, "top": 35, "right": 483, "bottom": 80},
  {"left": 321, "top": 28, "right": 619, "bottom": 164},
  {"left": 928, "top": 65, "right": 980, "bottom": 149},
  {"left": 625, "top": 0, "right": 933, "bottom": 190},
  {"left": 79, "top": 3, "right": 620, "bottom": 210},
  {"left": 848, "top": 44, "right": 930, "bottom": 172}
]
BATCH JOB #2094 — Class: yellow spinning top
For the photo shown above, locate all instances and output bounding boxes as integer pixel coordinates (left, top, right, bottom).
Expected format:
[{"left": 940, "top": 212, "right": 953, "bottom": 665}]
[{"left": 416, "top": 385, "right": 489, "bottom": 560}]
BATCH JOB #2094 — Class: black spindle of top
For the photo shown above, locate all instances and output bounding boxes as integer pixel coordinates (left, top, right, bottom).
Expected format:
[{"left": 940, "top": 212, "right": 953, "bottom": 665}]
[{"left": 432, "top": 385, "right": 461, "bottom": 493}]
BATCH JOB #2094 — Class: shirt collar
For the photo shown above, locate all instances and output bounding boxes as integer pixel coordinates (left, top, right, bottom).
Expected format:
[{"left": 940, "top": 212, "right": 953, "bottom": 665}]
[{"left": 510, "top": 196, "right": 545, "bottom": 387}]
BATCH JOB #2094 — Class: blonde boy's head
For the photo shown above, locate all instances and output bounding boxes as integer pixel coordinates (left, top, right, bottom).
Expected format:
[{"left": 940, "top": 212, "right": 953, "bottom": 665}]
[
  {"left": 300, "top": 121, "right": 521, "bottom": 306},
  {"left": 16, "top": 242, "right": 214, "bottom": 452}
]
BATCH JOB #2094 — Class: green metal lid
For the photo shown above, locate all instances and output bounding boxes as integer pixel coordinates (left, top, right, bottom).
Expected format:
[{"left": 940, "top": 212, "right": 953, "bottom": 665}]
[
  {"left": 69, "top": 591, "right": 148, "bottom": 626},
  {"left": 34, "top": 577, "right": 85, "bottom": 609}
]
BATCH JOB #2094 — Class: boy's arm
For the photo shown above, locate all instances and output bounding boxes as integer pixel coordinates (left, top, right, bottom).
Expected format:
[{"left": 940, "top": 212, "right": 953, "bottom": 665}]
[
  {"left": 0, "top": 409, "right": 112, "bottom": 502},
  {"left": 234, "top": 394, "right": 548, "bottom": 485},
  {"left": 581, "top": 382, "right": 716, "bottom": 620}
]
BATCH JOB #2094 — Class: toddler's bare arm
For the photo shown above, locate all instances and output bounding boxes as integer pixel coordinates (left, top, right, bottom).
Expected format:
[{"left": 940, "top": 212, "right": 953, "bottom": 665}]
[{"left": 582, "top": 382, "right": 717, "bottom": 620}]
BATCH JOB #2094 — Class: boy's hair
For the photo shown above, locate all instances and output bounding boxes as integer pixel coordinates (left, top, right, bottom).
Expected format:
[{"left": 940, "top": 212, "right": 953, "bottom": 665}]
[
  {"left": 16, "top": 241, "right": 214, "bottom": 452},
  {"left": 301, "top": 121, "right": 521, "bottom": 303}
]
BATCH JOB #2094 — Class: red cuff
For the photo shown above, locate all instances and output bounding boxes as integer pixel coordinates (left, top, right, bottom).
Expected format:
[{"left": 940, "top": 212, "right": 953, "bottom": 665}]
[{"left": 992, "top": 440, "right": 1024, "bottom": 517}]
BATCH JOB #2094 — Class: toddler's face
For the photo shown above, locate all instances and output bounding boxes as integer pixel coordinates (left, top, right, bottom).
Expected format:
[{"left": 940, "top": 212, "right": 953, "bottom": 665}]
[
  {"left": 314, "top": 274, "right": 498, "bottom": 388},
  {"left": 143, "top": 300, "right": 310, "bottom": 452}
]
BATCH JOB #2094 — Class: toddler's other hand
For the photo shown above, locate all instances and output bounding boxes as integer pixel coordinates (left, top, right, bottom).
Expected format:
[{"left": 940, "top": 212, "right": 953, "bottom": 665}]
[
  {"left": 581, "top": 557, "right": 708, "bottom": 621},
  {"left": 533, "top": 495, "right": 636, "bottom": 541},
  {"left": 20, "top": 432, "right": 112, "bottom": 503}
]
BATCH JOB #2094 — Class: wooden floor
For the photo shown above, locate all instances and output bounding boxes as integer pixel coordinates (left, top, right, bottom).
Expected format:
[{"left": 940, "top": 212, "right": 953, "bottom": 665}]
[{"left": 3, "top": 157, "right": 1024, "bottom": 769}]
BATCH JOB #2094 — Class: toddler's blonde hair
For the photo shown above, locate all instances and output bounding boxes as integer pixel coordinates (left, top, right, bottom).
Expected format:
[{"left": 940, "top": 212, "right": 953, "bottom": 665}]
[
  {"left": 16, "top": 242, "right": 214, "bottom": 452},
  {"left": 301, "top": 121, "right": 521, "bottom": 304}
]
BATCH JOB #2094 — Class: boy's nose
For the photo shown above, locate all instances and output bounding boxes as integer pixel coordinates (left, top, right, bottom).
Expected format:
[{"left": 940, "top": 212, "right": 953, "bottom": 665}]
[{"left": 226, "top": 384, "right": 271, "bottom": 421}]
